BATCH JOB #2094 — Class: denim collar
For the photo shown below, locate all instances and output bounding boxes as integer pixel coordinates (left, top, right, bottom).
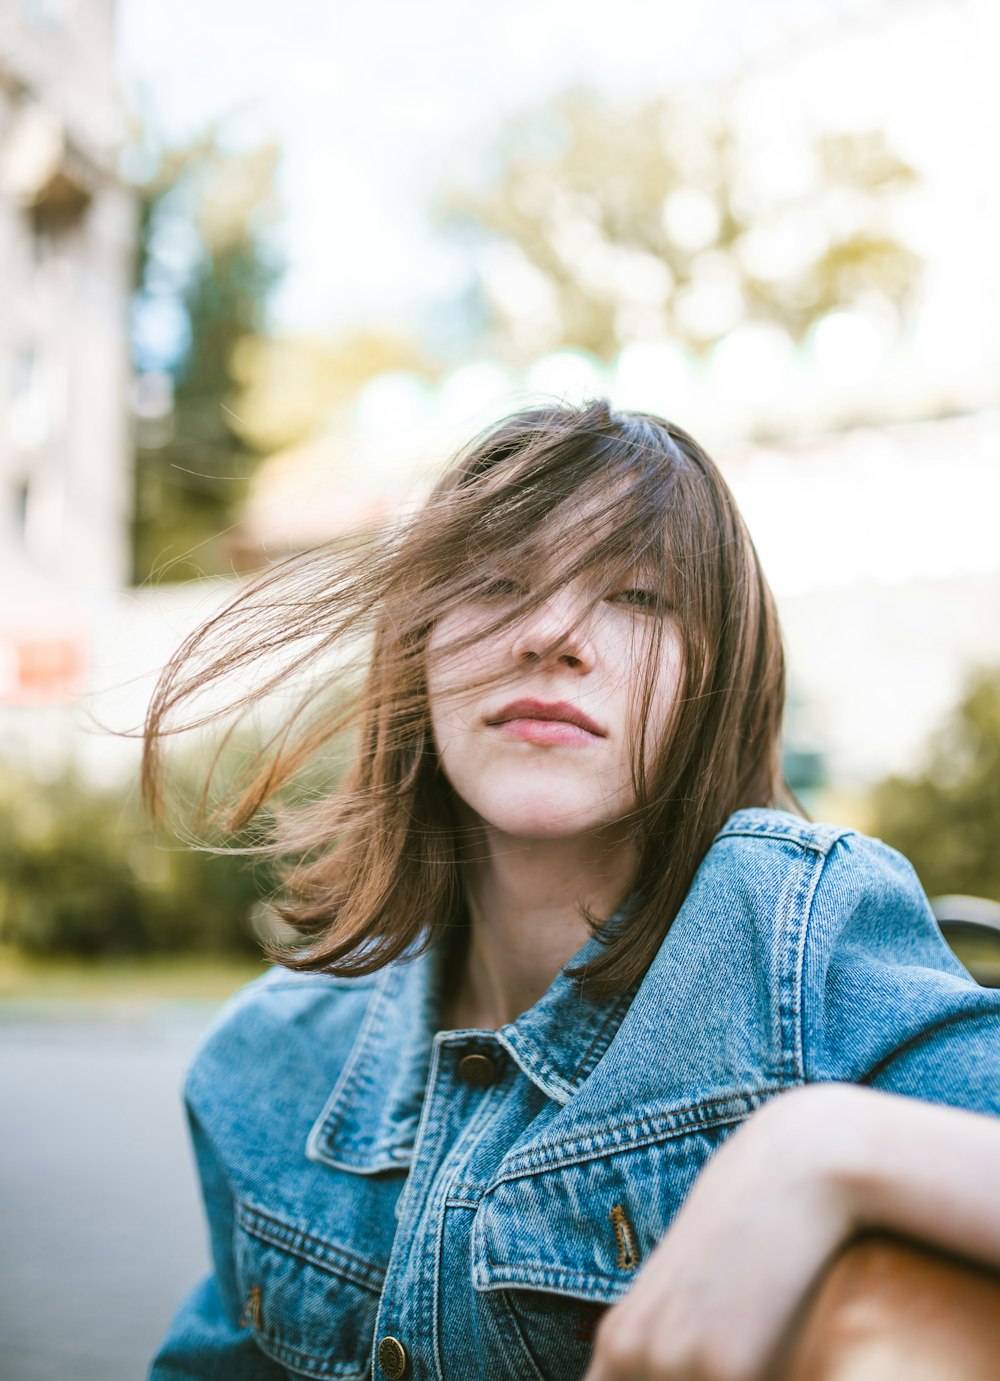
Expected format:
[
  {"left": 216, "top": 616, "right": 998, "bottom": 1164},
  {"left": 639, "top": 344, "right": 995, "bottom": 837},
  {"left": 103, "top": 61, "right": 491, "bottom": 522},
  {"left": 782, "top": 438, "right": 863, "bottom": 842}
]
[
  {"left": 306, "top": 810, "right": 848, "bottom": 1176},
  {"left": 494, "top": 925, "right": 640, "bottom": 1106},
  {"left": 306, "top": 897, "right": 640, "bottom": 1175}
]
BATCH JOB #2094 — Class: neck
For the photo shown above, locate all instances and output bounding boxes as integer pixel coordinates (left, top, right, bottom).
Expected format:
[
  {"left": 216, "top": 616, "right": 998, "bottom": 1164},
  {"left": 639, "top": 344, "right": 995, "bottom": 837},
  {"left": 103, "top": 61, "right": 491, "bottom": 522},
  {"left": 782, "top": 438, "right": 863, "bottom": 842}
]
[{"left": 442, "top": 812, "right": 638, "bottom": 1030}]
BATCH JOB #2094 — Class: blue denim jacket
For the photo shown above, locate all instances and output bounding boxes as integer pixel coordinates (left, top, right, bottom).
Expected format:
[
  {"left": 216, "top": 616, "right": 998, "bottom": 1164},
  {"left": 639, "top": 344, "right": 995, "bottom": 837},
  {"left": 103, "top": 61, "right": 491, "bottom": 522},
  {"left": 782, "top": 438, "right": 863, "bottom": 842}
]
[{"left": 150, "top": 809, "right": 1000, "bottom": 1381}]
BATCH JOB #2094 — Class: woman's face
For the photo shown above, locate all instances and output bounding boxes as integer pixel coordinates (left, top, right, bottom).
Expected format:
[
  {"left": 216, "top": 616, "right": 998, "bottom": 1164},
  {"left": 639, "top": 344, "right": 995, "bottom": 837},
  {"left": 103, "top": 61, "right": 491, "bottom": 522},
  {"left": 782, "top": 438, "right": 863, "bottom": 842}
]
[{"left": 425, "top": 512, "right": 684, "bottom": 843}]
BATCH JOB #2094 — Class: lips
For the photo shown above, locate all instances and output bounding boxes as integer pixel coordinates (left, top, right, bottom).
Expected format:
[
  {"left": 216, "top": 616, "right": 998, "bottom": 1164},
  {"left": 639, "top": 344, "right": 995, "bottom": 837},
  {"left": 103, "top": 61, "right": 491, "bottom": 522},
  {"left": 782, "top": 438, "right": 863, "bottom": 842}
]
[{"left": 485, "top": 698, "right": 606, "bottom": 737}]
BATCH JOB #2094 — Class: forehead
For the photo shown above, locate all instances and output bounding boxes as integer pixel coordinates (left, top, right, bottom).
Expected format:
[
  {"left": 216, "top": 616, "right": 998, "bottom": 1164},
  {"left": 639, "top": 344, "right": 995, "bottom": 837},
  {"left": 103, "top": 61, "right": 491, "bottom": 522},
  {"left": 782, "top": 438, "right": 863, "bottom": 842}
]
[{"left": 510, "top": 479, "right": 661, "bottom": 573}]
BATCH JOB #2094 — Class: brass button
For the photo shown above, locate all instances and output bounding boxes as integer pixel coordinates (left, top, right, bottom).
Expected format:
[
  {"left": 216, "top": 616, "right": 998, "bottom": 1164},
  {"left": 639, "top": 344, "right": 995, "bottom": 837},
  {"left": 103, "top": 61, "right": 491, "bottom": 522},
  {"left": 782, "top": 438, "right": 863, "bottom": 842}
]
[
  {"left": 458, "top": 1052, "right": 498, "bottom": 1087},
  {"left": 377, "top": 1335, "right": 408, "bottom": 1379}
]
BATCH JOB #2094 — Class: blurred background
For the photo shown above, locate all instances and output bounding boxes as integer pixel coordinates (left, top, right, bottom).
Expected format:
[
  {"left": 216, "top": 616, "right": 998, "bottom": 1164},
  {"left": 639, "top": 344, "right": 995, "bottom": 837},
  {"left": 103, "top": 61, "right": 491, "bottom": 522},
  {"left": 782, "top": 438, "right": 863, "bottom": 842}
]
[{"left": 2, "top": 0, "right": 1000, "bottom": 1375}]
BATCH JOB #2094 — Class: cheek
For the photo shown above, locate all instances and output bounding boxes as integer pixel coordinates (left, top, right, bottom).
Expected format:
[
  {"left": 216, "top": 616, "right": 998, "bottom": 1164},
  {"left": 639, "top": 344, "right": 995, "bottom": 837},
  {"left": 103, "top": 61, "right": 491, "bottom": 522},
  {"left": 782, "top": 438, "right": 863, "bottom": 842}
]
[
  {"left": 425, "top": 615, "right": 497, "bottom": 740},
  {"left": 624, "top": 635, "right": 684, "bottom": 756}
]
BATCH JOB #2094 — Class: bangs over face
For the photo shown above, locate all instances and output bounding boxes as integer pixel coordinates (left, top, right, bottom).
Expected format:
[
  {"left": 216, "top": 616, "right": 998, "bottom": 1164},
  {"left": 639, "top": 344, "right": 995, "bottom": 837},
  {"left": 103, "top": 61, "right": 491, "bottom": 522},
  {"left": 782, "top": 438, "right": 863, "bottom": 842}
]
[
  {"left": 421, "top": 416, "right": 686, "bottom": 800},
  {"left": 141, "top": 398, "right": 791, "bottom": 1000}
]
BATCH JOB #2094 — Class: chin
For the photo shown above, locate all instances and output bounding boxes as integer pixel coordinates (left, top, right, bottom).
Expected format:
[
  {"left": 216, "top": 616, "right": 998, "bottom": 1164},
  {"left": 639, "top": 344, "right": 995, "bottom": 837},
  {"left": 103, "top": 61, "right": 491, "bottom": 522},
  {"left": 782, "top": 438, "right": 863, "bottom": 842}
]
[
  {"left": 494, "top": 820, "right": 590, "bottom": 841},
  {"left": 474, "top": 798, "right": 616, "bottom": 841}
]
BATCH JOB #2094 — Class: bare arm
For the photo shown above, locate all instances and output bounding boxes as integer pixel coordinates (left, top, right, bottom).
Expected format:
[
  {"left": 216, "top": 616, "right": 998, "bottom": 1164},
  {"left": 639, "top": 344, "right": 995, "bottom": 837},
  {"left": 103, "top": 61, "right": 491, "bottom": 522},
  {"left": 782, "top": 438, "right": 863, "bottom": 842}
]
[{"left": 839, "top": 1085, "right": 1000, "bottom": 1268}]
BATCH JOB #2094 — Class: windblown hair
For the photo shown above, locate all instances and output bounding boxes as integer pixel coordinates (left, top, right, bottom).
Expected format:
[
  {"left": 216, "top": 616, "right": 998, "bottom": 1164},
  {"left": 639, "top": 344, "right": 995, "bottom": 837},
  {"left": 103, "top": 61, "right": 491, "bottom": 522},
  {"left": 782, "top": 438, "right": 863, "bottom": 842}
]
[{"left": 141, "top": 397, "right": 794, "bottom": 1001}]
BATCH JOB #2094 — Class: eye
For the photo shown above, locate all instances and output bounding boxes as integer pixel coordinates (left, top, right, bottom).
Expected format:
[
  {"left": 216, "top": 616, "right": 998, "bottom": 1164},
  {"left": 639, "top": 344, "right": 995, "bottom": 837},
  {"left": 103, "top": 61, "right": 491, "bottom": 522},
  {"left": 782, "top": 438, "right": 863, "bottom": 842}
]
[
  {"left": 479, "top": 576, "right": 523, "bottom": 599},
  {"left": 611, "top": 587, "right": 669, "bottom": 612}
]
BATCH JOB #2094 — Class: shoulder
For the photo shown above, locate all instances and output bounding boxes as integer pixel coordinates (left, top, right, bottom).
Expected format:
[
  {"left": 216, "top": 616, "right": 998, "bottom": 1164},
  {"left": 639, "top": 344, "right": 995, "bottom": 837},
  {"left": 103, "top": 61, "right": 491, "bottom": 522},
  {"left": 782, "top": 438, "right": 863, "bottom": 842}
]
[
  {"left": 712, "top": 806, "right": 930, "bottom": 909},
  {"left": 712, "top": 806, "right": 916, "bottom": 880},
  {"left": 701, "top": 807, "right": 927, "bottom": 933},
  {"left": 705, "top": 807, "right": 968, "bottom": 985},
  {"left": 197, "top": 961, "right": 378, "bottom": 1031},
  {"left": 183, "top": 965, "right": 378, "bottom": 1144},
  {"left": 708, "top": 810, "right": 1000, "bottom": 1096},
  {"left": 713, "top": 806, "right": 849, "bottom": 855}
]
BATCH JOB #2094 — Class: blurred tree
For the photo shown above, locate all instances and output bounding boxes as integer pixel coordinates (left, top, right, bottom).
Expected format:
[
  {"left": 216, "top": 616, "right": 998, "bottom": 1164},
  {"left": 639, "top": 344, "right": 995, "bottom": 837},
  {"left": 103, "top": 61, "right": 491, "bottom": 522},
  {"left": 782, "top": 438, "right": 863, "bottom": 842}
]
[
  {"left": 130, "top": 129, "right": 284, "bottom": 584},
  {"left": 0, "top": 760, "right": 271, "bottom": 958},
  {"left": 433, "top": 86, "right": 922, "bottom": 367},
  {"left": 867, "top": 668, "right": 1000, "bottom": 903},
  {"left": 0, "top": 712, "right": 354, "bottom": 959},
  {"left": 228, "top": 324, "right": 432, "bottom": 456}
]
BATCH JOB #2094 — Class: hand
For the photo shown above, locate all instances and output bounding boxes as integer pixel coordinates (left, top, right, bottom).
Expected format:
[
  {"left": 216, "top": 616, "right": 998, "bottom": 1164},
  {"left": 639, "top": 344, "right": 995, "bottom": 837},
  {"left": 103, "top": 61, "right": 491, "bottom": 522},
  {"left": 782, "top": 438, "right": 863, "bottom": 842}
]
[{"left": 582, "top": 1084, "right": 865, "bottom": 1381}]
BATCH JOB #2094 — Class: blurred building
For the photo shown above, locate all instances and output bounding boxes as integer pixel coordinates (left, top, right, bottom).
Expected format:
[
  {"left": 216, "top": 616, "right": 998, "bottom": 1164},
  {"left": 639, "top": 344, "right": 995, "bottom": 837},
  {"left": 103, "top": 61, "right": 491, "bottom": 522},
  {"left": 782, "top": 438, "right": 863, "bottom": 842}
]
[{"left": 0, "top": 0, "right": 135, "bottom": 706}]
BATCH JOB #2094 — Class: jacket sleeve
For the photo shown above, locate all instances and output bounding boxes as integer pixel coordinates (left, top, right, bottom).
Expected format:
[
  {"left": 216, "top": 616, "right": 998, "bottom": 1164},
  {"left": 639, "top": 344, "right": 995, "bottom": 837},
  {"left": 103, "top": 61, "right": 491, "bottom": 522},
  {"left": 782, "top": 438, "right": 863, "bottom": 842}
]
[
  {"left": 148, "top": 1096, "right": 289, "bottom": 1381},
  {"left": 801, "top": 830, "right": 1000, "bottom": 1116}
]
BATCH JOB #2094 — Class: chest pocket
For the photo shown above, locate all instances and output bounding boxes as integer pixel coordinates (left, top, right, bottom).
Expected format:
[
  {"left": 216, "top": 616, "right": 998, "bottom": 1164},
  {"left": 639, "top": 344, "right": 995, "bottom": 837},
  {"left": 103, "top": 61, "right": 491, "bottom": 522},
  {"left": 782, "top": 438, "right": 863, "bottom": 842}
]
[
  {"left": 233, "top": 1199, "right": 383, "bottom": 1381},
  {"left": 469, "top": 1125, "right": 731, "bottom": 1381}
]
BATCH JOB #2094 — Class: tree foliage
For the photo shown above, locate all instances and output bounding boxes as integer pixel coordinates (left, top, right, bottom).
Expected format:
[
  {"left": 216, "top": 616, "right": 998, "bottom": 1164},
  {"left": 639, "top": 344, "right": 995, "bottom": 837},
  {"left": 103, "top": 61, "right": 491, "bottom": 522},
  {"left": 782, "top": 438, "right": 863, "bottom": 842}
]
[
  {"left": 228, "top": 324, "right": 432, "bottom": 457},
  {"left": 434, "top": 86, "right": 922, "bottom": 366},
  {"left": 867, "top": 668, "right": 1000, "bottom": 903},
  {"left": 0, "top": 750, "right": 277, "bottom": 958},
  {"left": 130, "top": 130, "right": 284, "bottom": 584}
]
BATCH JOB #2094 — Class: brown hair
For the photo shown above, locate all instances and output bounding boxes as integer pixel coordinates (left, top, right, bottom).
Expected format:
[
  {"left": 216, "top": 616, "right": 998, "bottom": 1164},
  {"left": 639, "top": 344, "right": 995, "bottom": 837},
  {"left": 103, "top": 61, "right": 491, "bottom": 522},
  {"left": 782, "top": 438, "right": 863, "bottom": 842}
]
[{"left": 141, "top": 397, "right": 794, "bottom": 1001}]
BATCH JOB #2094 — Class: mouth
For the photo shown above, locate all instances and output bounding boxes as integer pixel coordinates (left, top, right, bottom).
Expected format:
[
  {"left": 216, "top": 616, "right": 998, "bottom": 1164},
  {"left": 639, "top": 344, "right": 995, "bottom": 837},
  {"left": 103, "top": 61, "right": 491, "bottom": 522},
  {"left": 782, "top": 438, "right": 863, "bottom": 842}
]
[{"left": 484, "top": 698, "right": 606, "bottom": 739}]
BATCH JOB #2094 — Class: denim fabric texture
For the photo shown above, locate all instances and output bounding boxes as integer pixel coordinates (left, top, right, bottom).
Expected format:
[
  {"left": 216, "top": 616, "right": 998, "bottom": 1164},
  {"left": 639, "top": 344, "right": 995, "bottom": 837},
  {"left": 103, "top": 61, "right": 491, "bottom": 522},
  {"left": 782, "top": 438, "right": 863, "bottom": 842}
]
[{"left": 149, "top": 809, "right": 1000, "bottom": 1381}]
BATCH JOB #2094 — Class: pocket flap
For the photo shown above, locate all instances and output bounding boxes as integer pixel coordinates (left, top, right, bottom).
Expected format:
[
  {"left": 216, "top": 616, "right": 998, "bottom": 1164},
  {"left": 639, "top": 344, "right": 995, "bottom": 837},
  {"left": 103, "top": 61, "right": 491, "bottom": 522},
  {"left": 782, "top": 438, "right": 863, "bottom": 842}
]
[{"left": 471, "top": 1127, "right": 723, "bottom": 1303}]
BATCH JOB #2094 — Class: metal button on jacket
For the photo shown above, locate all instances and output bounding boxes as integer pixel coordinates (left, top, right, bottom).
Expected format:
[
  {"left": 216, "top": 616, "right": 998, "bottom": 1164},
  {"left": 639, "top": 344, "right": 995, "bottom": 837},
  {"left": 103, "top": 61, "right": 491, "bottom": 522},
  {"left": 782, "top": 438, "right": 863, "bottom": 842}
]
[
  {"left": 377, "top": 1335, "right": 408, "bottom": 1378},
  {"left": 458, "top": 1052, "right": 498, "bottom": 1087}
]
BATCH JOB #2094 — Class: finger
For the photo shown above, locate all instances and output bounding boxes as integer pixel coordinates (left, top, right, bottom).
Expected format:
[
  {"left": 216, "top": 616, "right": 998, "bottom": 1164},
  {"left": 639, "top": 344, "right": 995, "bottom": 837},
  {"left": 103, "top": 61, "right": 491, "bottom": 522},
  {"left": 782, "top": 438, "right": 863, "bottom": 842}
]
[{"left": 586, "top": 1307, "right": 665, "bottom": 1381}]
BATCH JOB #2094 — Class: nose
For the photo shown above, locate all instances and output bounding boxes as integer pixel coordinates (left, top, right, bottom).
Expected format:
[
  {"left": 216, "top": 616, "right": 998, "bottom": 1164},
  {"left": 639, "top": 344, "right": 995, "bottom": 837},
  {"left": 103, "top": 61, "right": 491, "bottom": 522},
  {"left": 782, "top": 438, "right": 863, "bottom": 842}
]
[{"left": 509, "top": 587, "right": 596, "bottom": 672}]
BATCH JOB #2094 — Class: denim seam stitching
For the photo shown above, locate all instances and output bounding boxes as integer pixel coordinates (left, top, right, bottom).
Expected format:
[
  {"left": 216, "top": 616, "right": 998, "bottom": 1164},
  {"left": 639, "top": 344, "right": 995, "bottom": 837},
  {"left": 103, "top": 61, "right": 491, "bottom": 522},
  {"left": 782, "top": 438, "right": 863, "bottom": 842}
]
[
  {"left": 375, "top": 1037, "right": 451, "bottom": 1381},
  {"left": 250, "top": 1326, "right": 370, "bottom": 1379},
  {"left": 499, "top": 1030, "right": 577, "bottom": 1102},
  {"left": 390, "top": 1034, "right": 450, "bottom": 1224},
  {"left": 304, "top": 967, "right": 394, "bottom": 1164},
  {"left": 479, "top": 1262, "right": 630, "bottom": 1296},
  {"left": 430, "top": 1074, "right": 520, "bottom": 1381},
  {"left": 447, "top": 1182, "right": 486, "bottom": 1199},
  {"left": 715, "top": 824, "right": 849, "bottom": 854},
  {"left": 236, "top": 1200, "right": 385, "bottom": 1289},
  {"left": 570, "top": 985, "right": 641, "bottom": 1084},
  {"left": 780, "top": 847, "right": 825, "bottom": 1084},
  {"left": 487, "top": 1088, "right": 781, "bottom": 1181}
]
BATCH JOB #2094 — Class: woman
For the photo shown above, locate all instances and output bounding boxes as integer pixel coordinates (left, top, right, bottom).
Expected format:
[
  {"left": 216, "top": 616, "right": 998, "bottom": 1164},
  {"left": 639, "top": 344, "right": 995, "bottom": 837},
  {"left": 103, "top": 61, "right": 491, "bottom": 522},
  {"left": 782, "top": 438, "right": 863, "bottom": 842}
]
[{"left": 147, "top": 399, "right": 1000, "bottom": 1381}]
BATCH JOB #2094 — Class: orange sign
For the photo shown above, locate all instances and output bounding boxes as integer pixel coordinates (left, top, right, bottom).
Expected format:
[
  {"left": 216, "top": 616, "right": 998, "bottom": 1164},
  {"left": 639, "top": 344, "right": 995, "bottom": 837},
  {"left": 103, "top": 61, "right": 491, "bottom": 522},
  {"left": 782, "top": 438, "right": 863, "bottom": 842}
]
[{"left": 0, "top": 629, "right": 88, "bottom": 704}]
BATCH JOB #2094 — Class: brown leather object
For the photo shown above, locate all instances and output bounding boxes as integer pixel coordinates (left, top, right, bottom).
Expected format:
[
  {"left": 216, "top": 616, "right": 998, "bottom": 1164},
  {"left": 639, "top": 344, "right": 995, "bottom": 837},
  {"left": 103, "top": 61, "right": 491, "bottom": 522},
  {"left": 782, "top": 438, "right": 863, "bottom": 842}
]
[{"left": 778, "top": 1233, "right": 1000, "bottom": 1381}]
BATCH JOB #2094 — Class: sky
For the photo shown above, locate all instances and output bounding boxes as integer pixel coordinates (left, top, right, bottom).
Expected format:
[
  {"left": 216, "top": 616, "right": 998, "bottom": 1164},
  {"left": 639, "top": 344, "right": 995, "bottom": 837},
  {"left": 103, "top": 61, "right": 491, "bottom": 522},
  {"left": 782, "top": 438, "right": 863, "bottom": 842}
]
[{"left": 113, "top": 0, "right": 998, "bottom": 343}]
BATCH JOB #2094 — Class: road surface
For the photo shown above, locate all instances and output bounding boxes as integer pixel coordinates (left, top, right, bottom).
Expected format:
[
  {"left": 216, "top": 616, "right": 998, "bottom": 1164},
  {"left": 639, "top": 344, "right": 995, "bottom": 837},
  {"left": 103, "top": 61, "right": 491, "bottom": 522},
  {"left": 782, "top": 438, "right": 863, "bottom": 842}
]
[{"left": 0, "top": 1004, "right": 220, "bottom": 1381}]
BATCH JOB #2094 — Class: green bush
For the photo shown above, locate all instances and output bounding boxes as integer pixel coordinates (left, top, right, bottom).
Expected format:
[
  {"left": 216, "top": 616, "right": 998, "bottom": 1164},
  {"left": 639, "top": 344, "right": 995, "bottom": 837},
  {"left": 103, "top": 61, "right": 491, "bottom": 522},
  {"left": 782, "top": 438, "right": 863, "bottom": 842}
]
[
  {"left": 0, "top": 753, "right": 278, "bottom": 958},
  {"left": 867, "top": 666, "right": 1000, "bottom": 903}
]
